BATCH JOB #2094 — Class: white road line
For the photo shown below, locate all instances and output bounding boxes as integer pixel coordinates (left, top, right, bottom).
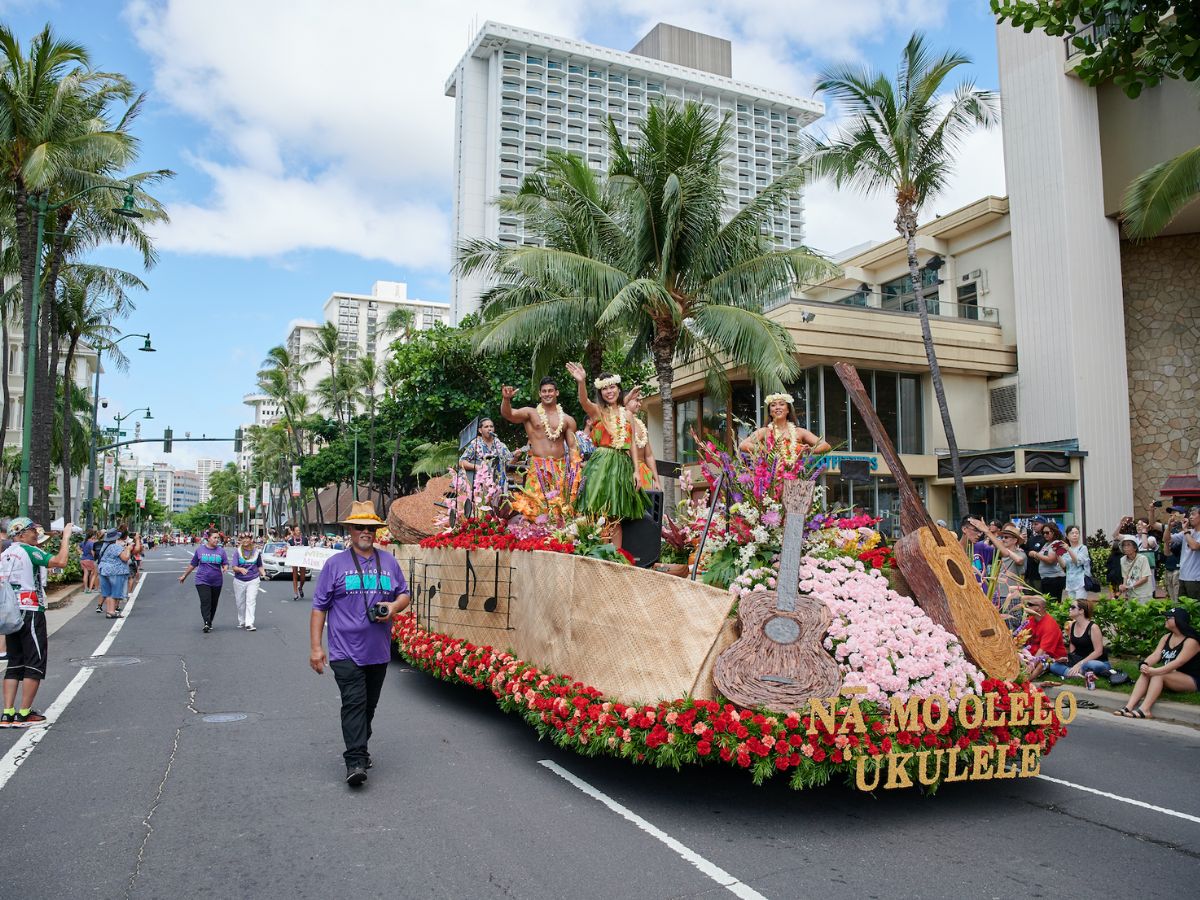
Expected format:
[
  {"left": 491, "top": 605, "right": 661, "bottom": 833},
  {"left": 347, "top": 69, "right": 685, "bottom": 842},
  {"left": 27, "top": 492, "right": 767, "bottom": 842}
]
[
  {"left": 0, "top": 572, "right": 147, "bottom": 793},
  {"left": 1036, "top": 774, "right": 1200, "bottom": 825},
  {"left": 538, "top": 760, "right": 769, "bottom": 900}
]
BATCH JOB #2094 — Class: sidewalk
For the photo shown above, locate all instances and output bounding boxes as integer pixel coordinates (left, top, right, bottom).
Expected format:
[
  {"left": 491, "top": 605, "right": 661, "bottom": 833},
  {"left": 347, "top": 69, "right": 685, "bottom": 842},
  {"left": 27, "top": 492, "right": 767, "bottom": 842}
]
[{"left": 1040, "top": 681, "right": 1200, "bottom": 729}]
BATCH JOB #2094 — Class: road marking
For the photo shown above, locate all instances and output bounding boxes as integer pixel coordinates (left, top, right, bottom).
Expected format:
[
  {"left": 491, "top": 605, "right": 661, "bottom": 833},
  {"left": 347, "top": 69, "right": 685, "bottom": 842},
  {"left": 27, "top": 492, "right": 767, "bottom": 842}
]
[
  {"left": 0, "top": 572, "right": 147, "bottom": 793},
  {"left": 1036, "top": 774, "right": 1200, "bottom": 825},
  {"left": 538, "top": 760, "right": 769, "bottom": 900}
]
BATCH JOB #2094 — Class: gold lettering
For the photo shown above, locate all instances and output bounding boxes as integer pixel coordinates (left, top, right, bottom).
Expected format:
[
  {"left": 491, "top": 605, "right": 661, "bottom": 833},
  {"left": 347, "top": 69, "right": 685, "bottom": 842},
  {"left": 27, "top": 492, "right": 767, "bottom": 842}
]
[
  {"left": 983, "top": 693, "right": 1005, "bottom": 727},
  {"left": 1031, "top": 692, "right": 1052, "bottom": 726},
  {"left": 1009, "top": 693, "right": 1030, "bottom": 726},
  {"left": 957, "top": 695, "right": 984, "bottom": 729},
  {"left": 855, "top": 756, "right": 882, "bottom": 791},
  {"left": 1054, "top": 691, "right": 1078, "bottom": 725},
  {"left": 922, "top": 696, "right": 949, "bottom": 732},
  {"left": 917, "top": 749, "right": 945, "bottom": 786},
  {"left": 840, "top": 695, "right": 867, "bottom": 734},
  {"left": 884, "top": 752, "right": 914, "bottom": 789},
  {"left": 994, "top": 747, "right": 1019, "bottom": 779},
  {"left": 806, "top": 697, "right": 837, "bottom": 735},
  {"left": 970, "top": 745, "right": 996, "bottom": 780},
  {"left": 1019, "top": 744, "right": 1042, "bottom": 777},
  {"left": 945, "top": 749, "right": 969, "bottom": 782},
  {"left": 887, "top": 696, "right": 921, "bottom": 733}
]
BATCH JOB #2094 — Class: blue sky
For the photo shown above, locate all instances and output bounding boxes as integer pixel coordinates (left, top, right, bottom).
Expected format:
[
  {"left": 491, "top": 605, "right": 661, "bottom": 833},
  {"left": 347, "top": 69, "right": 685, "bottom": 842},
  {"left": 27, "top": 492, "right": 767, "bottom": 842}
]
[{"left": 3, "top": 1, "right": 1006, "bottom": 470}]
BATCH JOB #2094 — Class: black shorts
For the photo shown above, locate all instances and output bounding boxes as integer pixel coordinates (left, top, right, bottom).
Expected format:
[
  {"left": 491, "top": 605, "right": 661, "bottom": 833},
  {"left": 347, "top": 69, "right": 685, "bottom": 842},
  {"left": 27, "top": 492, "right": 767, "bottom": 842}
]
[{"left": 4, "top": 610, "right": 48, "bottom": 682}]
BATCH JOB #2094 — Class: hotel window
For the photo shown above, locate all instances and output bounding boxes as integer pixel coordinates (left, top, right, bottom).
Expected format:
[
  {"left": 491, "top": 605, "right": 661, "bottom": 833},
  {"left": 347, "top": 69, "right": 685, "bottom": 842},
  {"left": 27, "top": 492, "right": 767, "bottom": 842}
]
[
  {"left": 569, "top": 64, "right": 583, "bottom": 74},
  {"left": 547, "top": 59, "right": 562, "bottom": 70},
  {"left": 526, "top": 55, "right": 543, "bottom": 65},
  {"left": 881, "top": 267, "right": 940, "bottom": 315},
  {"left": 674, "top": 398, "right": 701, "bottom": 461}
]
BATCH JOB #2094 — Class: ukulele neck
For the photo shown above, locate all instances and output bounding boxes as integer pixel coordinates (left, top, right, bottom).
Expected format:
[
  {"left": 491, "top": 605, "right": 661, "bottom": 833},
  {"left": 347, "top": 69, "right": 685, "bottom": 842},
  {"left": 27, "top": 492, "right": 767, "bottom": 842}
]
[{"left": 774, "top": 480, "right": 814, "bottom": 613}]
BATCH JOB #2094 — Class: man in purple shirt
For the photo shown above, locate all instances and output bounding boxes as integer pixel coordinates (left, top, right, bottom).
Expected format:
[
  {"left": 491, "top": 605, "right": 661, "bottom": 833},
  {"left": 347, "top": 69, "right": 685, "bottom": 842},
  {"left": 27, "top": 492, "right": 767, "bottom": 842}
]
[{"left": 309, "top": 501, "right": 410, "bottom": 787}]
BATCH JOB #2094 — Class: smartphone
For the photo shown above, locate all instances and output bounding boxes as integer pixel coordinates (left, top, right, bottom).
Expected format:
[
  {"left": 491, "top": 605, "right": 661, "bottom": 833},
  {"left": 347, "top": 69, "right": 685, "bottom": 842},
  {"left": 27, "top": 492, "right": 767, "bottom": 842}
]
[{"left": 1153, "top": 500, "right": 1164, "bottom": 508}]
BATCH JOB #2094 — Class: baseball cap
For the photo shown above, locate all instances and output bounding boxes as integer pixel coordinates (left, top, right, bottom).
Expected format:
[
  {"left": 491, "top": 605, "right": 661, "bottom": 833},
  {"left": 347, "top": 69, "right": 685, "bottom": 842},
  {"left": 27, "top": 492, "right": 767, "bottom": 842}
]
[{"left": 6, "top": 517, "right": 34, "bottom": 537}]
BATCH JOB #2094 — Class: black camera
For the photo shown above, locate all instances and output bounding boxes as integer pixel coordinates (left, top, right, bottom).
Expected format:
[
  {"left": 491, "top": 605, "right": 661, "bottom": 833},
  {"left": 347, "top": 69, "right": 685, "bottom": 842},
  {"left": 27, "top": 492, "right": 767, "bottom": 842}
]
[{"left": 367, "top": 603, "right": 391, "bottom": 623}]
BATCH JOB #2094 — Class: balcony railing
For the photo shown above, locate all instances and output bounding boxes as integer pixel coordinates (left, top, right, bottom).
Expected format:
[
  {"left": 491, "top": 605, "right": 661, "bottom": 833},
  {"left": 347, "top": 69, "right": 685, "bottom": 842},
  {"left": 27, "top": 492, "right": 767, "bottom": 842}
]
[
  {"left": 1064, "top": 13, "right": 1122, "bottom": 60},
  {"left": 767, "top": 294, "right": 1000, "bottom": 326}
]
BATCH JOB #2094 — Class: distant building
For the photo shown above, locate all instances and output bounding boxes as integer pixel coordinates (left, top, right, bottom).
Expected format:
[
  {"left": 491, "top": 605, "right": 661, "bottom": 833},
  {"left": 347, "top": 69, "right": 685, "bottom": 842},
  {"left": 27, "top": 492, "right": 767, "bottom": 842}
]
[
  {"left": 445, "top": 21, "right": 823, "bottom": 321},
  {"left": 195, "top": 457, "right": 222, "bottom": 504},
  {"left": 171, "top": 469, "right": 201, "bottom": 513}
]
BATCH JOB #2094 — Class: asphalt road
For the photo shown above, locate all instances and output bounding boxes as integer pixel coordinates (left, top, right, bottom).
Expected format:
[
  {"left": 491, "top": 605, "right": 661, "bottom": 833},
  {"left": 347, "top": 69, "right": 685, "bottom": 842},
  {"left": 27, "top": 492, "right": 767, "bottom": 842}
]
[{"left": 2, "top": 546, "right": 1198, "bottom": 899}]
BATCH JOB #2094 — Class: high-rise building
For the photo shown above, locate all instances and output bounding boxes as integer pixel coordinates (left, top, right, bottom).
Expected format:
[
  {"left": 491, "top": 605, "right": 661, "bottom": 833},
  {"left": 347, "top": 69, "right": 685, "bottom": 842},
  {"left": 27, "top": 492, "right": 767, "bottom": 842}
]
[
  {"left": 445, "top": 21, "right": 824, "bottom": 321},
  {"left": 282, "top": 280, "right": 448, "bottom": 414},
  {"left": 195, "top": 457, "right": 222, "bottom": 504},
  {"left": 171, "top": 469, "right": 201, "bottom": 514}
]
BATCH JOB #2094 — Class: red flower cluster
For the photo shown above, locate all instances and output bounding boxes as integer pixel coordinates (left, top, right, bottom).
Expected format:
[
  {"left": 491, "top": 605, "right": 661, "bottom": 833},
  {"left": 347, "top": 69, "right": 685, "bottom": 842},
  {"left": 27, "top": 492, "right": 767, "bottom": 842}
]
[
  {"left": 419, "top": 517, "right": 574, "bottom": 554},
  {"left": 857, "top": 545, "right": 894, "bottom": 570},
  {"left": 391, "top": 614, "right": 1067, "bottom": 791}
]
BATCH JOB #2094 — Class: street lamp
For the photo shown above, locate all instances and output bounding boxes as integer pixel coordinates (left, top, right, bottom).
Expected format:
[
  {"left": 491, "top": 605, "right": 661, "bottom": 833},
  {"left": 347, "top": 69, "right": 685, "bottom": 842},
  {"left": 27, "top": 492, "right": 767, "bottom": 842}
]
[
  {"left": 104, "top": 406, "right": 152, "bottom": 527},
  {"left": 19, "top": 183, "right": 146, "bottom": 517},
  {"left": 85, "top": 333, "right": 155, "bottom": 529}
]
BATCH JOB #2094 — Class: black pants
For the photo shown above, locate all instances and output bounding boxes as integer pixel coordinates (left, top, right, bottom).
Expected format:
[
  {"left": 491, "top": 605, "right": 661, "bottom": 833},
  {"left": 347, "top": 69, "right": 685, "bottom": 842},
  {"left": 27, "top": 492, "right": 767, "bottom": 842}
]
[
  {"left": 196, "top": 583, "right": 222, "bottom": 626},
  {"left": 1040, "top": 576, "right": 1067, "bottom": 601},
  {"left": 4, "top": 611, "right": 48, "bottom": 682},
  {"left": 1181, "top": 580, "right": 1200, "bottom": 600},
  {"left": 331, "top": 659, "right": 387, "bottom": 769}
]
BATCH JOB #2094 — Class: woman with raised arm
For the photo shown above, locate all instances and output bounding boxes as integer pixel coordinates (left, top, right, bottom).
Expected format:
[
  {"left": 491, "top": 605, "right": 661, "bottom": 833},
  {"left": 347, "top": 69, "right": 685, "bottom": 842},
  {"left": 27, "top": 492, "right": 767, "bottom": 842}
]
[
  {"left": 738, "top": 393, "right": 830, "bottom": 460},
  {"left": 567, "top": 362, "right": 648, "bottom": 550}
]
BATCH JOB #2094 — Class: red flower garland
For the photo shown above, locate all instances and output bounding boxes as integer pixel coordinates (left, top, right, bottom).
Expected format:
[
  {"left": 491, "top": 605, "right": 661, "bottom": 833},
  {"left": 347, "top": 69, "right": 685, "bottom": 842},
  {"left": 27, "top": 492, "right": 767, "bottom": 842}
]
[
  {"left": 420, "top": 518, "right": 575, "bottom": 554},
  {"left": 391, "top": 614, "right": 1067, "bottom": 791}
]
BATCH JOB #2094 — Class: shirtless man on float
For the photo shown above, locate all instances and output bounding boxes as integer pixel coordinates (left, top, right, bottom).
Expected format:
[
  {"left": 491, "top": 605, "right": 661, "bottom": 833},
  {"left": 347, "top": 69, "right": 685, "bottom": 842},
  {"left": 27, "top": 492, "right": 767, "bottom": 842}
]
[{"left": 500, "top": 376, "right": 578, "bottom": 494}]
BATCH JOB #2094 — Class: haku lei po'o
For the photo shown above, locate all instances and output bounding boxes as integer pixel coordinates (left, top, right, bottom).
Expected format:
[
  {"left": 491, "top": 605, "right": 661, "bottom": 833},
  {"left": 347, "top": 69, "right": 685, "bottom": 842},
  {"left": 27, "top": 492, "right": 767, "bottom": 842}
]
[{"left": 537, "top": 403, "right": 565, "bottom": 441}]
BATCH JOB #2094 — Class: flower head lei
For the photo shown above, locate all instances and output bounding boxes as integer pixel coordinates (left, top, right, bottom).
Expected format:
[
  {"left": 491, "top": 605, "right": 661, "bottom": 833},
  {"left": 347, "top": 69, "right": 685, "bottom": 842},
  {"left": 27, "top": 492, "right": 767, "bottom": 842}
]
[
  {"left": 764, "top": 392, "right": 793, "bottom": 407},
  {"left": 594, "top": 374, "right": 622, "bottom": 390}
]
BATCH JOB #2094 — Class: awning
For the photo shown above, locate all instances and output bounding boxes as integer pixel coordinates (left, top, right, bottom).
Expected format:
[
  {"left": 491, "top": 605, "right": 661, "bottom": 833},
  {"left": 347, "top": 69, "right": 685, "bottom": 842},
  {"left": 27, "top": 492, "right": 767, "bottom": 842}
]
[{"left": 1160, "top": 474, "right": 1200, "bottom": 500}]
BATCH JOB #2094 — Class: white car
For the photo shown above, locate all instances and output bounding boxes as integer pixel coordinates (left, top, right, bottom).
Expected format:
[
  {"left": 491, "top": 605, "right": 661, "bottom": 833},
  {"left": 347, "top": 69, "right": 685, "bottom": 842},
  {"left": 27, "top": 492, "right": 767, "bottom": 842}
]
[{"left": 261, "top": 541, "right": 291, "bottom": 579}]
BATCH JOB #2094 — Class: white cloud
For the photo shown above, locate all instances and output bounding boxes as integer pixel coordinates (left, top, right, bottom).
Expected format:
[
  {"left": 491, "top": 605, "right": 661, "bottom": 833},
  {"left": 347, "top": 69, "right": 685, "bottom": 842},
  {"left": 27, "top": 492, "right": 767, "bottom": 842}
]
[{"left": 124, "top": 0, "right": 586, "bottom": 266}]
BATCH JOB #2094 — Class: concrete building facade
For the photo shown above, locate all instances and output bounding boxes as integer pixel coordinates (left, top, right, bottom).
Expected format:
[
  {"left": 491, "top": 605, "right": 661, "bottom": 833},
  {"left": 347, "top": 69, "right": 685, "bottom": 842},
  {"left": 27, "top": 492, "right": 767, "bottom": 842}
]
[{"left": 445, "top": 21, "right": 823, "bottom": 321}]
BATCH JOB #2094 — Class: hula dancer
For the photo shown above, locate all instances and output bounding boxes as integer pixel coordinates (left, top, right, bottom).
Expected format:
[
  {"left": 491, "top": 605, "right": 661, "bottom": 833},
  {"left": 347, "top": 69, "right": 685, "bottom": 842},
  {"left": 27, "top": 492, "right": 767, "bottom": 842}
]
[
  {"left": 626, "top": 391, "right": 662, "bottom": 492},
  {"left": 567, "top": 363, "right": 649, "bottom": 549},
  {"left": 500, "top": 377, "right": 577, "bottom": 503},
  {"left": 739, "top": 392, "right": 830, "bottom": 460}
]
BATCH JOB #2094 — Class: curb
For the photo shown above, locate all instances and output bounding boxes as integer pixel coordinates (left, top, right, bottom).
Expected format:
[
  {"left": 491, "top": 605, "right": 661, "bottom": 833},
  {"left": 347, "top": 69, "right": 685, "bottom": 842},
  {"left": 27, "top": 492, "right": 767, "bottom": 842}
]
[
  {"left": 1040, "top": 682, "right": 1200, "bottom": 729},
  {"left": 46, "top": 582, "right": 86, "bottom": 611}
]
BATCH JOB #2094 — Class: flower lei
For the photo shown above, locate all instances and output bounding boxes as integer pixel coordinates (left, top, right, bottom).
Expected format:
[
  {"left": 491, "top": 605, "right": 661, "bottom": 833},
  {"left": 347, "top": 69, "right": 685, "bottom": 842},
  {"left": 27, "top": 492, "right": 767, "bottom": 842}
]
[
  {"left": 769, "top": 421, "right": 803, "bottom": 461},
  {"left": 537, "top": 403, "right": 566, "bottom": 441},
  {"left": 601, "top": 405, "right": 629, "bottom": 448},
  {"left": 633, "top": 417, "right": 648, "bottom": 449}
]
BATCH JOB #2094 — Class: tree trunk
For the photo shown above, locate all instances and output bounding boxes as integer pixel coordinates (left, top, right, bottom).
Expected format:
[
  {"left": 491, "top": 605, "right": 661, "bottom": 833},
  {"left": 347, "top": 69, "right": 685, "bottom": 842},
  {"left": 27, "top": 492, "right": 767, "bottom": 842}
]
[
  {"left": 585, "top": 338, "right": 604, "bottom": 379},
  {"left": 60, "top": 335, "right": 81, "bottom": 522},
  {"left": 32, "top": 272, "right": 54, "bottom": 522},
  {"left": 0, "top": 302, "right": 10, "bottom": 451},
  {"left": 366, "top": 393, "right": 379, "bottom": 507},
  {"left": 652, "top": 328, "right": 678, "bottom": 511},
  {"left": 897, "top": 207, "right": 969, "bottom": 519},
  {"left": 389, "top": 429, "right": 403, "bottom": 498}
]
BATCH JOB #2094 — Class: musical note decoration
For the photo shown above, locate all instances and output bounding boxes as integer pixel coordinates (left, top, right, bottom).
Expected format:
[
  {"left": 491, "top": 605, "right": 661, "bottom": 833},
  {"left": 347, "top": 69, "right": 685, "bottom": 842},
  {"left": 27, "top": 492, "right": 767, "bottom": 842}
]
[
  {"left": 714, "top": 480, "right": 843, "bottom": 713},
  {"left": 832, "top": 362, "right": 1020, "bottom": 681}
]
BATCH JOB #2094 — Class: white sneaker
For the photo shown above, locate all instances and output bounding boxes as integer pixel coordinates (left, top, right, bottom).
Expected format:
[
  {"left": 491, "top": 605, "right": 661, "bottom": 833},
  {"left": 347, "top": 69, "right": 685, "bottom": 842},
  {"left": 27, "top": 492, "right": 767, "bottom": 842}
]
[{"left": 246, "top": 625, "right": 256, "bottom": 632}]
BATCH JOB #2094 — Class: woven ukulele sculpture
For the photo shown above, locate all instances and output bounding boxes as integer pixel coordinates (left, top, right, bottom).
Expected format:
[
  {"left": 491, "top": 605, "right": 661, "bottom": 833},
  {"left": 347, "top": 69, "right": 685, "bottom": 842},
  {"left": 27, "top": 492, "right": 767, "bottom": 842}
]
[
  {"left": 714, "top": 479, "right": 843, "bottom": 712},
  {"left": 833, "top": 362, "right": 1020, "bottom": 681}
]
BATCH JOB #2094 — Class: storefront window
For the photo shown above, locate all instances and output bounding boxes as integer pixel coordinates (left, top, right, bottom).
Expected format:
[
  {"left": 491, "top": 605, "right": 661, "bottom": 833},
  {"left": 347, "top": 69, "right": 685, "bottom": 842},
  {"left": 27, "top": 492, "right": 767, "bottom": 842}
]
[
  {"left": 675, "top": 398, "right": 701, "bottom": 462},
  {"left": 705, "top": 384, "right": 757, "bottom": 450},
  {"left": 822, "top": 366, "right": 848, "bottom": 450},
  {"left": 874, "top": 371, "right": 899, "bottom": 452},
  {"left": 899, "top": 374, "right": 923, "bottom": 454}
]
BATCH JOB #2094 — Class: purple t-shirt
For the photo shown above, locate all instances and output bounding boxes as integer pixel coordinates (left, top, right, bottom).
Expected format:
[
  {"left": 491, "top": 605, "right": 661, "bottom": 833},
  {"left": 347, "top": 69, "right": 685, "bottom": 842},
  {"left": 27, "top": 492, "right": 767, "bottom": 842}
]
[
  {"left": 313, "top": 548, "right": 408, "bottom": 666},
  {"left": 190, "top": 546, "right": 228, "bottom": 586},
  {"left": 233, "top": 548, "right": 263, "bottom": 582}
]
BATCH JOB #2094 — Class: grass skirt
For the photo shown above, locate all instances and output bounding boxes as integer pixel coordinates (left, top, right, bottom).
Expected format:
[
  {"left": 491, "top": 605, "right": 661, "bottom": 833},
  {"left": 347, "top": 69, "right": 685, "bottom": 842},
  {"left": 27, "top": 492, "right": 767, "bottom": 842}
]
[{"left": 578, "top": 447, "right": 649, "bottom": 521}]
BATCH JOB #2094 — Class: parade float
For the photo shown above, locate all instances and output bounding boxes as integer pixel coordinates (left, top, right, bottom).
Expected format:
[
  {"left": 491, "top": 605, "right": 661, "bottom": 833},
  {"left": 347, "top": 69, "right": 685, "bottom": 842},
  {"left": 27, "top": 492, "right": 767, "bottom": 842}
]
[{"left": 387, "top": 363, "right": 1071, "bottom": 792}]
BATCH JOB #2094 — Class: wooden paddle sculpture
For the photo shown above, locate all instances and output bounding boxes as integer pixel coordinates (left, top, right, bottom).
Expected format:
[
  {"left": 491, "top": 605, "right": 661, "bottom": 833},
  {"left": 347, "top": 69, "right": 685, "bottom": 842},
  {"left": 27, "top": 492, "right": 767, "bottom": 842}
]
[
  {"left": 714, "top": 479, "right": 843, "bottom": 712},
  {"left": 833, "top": 362, "right": 1020, "bottom": 681}
]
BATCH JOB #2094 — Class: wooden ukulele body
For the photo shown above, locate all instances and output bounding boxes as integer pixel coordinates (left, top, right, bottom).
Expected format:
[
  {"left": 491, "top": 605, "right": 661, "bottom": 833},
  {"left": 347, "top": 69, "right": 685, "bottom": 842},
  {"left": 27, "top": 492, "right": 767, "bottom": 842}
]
[{"left": 714, "top": 588, "right": 842, "bottom": 713}]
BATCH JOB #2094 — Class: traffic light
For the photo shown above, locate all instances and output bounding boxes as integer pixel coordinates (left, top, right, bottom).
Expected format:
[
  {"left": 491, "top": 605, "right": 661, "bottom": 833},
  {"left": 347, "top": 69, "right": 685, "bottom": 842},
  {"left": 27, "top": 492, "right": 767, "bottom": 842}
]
[
  {"left": 234, "top": 427, "right": 244, "bottom": 454},
  {"left": 163, "top": 427, "right": 173, "bottom": 453}
]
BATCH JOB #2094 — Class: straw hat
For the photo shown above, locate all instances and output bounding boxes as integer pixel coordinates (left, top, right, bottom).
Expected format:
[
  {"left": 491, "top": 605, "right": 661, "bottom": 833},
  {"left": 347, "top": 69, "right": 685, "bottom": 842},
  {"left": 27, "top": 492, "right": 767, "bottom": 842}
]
[
  {"left": 340, "top": 500, "right": 385, "bottom": 527},
  {"left": 999, "top": 523, "right": 1023, "bottom": 541}
]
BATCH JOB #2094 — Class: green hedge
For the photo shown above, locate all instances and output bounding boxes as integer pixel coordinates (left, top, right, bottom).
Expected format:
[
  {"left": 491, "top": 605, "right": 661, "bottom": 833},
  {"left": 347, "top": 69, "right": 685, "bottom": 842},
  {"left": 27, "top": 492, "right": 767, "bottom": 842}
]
[{"left": 1049, "top": 596, "right": 1199, "bottom": 660}]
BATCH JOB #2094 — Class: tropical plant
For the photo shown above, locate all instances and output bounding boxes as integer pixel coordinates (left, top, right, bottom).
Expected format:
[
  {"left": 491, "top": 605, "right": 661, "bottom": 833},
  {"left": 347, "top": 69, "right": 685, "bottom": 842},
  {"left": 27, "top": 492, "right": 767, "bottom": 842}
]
[
  {"left": 410, "top": 441, "right": 461, "bottom": 479},
  {"left": 1121, "top": 141, "right": 1200, "bottom": 238},
  {"left": 460, "top": 102, "right": 835, "bottom": 506},
  {"left": 800, "top": 33, "right": 999, "bottom": 515},
  {"left": 0, "top": 23, "right": 170, "bottom": 520},
  {"left": 304, "top": 322, "right": 347, "bottom": 424},
  {"left": 992, "top": 0, "right": 1199, "bottom": 98}
]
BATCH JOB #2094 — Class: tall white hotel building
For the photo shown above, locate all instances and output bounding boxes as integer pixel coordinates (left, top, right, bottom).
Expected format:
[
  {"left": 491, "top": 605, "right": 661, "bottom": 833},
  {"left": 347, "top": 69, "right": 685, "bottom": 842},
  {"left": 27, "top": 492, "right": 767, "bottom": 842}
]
[{"left": 446, "top": 22, "right": 824, "bottom": 322}]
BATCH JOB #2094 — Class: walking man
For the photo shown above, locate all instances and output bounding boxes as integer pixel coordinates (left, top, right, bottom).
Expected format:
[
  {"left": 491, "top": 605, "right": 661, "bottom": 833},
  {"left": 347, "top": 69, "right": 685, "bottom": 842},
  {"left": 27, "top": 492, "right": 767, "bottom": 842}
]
[
  {"left": 309, "top": 501, "right": 410, "bottom": 787},
  {"left": 0, "top": 519, "right": 74, "bottom": 727}
]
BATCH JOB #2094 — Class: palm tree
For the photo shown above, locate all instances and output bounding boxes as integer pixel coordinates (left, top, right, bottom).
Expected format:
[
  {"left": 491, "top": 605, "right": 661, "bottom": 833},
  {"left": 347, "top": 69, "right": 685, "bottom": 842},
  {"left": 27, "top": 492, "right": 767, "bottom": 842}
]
[
  {"left": 304, "top": 322, "right": 345, "bottom": 423},
  {"left": 379, "top": 306, "right": 415, "bottom": 346},
  {"left": 354, "top": 356, "right": 385, "bottom": 504},
  {"left": 459, "top": 150, "right": 621, "bottom": 378},
  {"left": 56, "top": 263, "right": 144, "bottom": 519},
  {"left": 0, "top": 24, "right": 171, "bottom": 520},
  {"left": 1121, "top": 144, "right": 1200, "bottom": 238},
  {"left": 801, "top": 33, "right": 999, "bottom": 515},
  {"left": 459, "top": 102, "right": 834, "bottom": 505},
  {"left": 257, "top": 345, "right": 313, "bottom": 528}
]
